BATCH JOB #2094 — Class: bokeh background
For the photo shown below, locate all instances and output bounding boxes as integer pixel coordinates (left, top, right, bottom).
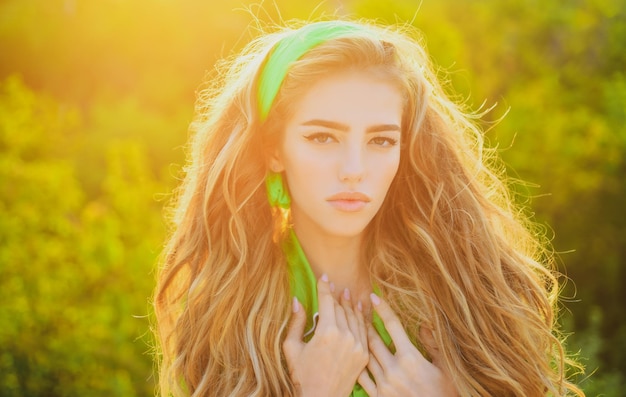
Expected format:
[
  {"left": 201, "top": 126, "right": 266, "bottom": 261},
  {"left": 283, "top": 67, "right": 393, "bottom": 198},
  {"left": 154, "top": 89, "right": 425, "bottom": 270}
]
[{"left": 0, "top": 0, "right": 624, "bottom": 395}]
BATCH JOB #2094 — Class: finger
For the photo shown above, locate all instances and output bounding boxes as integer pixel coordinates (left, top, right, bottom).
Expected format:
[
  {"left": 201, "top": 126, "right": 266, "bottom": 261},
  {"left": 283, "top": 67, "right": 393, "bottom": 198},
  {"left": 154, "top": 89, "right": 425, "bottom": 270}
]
[
  {"left": 316, "top": 274, "right": 336, "bottom": 329},
  {"left": 367, "top": 347, "right": 385, "bottom": 380},
  {"left": 420, "top": 325, "right": 439, "bottom": 362},
  {"left": 340, "top": 289, "right": 360, "bottom": 337},
  {"left": 283, "top": 297, "right": 306, "bottom": 357},
  {"left": 418, "top": 325, "right": 455, "bottom": 389},
  {"left": 370, "top": 293, "right": 421, "bottom": 356},
  {"left": 367, "top": 323, "right": 393, "bottom": 369},
  {"left": 354, "top": 300, "right": 368, "bottom": 350},
  {"left": 334, "top": 300, "right": 349, "bottom": 331},
  {"left": 341, "top": 287, "right": 351, "bottom": 304},
  {"left": 357, "top": 369, "right": 377, "bottom": 396}
]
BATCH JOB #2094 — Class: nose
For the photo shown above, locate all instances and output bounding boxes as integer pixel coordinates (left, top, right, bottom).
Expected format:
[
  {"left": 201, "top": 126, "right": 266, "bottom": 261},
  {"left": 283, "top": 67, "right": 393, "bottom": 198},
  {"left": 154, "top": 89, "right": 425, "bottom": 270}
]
[{"left": 338, "top": 144, "right": 365, "bottom": 183}]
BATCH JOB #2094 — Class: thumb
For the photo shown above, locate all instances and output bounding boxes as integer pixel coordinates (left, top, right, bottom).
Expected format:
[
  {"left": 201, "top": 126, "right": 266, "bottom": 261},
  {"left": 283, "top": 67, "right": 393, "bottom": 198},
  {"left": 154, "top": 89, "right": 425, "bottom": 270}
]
[
  {"left": 419, "top": 326, "right": 441, "bottom": 363},
  {"left": 283, "top": 297, "right": 306, "bottom": 356}
]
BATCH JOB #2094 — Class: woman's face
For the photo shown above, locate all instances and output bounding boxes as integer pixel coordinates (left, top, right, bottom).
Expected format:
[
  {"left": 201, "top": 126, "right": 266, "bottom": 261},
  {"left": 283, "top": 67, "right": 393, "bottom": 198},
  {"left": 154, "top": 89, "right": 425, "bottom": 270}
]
[{"left": 271, "top": 70, "right": 403, "bottom": 240}]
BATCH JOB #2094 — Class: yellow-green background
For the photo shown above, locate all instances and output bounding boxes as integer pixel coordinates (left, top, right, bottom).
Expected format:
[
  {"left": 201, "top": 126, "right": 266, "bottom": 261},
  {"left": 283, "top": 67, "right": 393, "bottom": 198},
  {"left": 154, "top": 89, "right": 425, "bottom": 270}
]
[{"left": 1, "top": 0, "right": 624, "bottom": 395}]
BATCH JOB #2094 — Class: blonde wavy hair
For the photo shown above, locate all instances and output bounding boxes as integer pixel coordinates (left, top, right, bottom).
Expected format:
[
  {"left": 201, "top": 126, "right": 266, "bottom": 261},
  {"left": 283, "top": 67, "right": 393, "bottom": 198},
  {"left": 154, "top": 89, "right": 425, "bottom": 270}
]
[{"left": 154, "top": 19, "right": 583, "bottom": 396}]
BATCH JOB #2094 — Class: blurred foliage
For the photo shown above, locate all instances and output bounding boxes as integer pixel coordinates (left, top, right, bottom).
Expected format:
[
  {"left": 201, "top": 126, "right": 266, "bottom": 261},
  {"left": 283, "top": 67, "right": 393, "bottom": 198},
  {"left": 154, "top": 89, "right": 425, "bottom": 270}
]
[{"left": 0, "top": 0, "right": 623, "bottom": 395}]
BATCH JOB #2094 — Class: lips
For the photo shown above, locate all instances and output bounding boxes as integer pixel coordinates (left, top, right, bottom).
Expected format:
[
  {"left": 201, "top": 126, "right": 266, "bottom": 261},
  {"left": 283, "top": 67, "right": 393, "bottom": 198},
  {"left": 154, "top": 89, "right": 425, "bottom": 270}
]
[{"left": 326, "top": 192, "right": 371, "bottom": 212}]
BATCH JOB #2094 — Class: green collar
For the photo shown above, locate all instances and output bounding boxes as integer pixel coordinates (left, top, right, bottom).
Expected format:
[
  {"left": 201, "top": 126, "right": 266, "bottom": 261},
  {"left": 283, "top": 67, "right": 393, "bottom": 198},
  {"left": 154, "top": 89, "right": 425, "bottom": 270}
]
[{"left": 283, "top": 229, "right": 392, "bottom": 396}]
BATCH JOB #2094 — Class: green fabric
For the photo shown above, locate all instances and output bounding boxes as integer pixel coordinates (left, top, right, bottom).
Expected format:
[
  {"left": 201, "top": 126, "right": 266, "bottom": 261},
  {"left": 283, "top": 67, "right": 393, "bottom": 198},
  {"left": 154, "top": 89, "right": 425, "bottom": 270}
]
[
  {"left": 266, "top": 171, "right": 291, "bottom": 209},
  {"left": 371, "top": 285, "right": 393, "bottom": 349},
  {"left": 257, "top": 21, "right": 370, "bottom": 122},
  {"left": 283, "top": 229, "right": 392, "bottom": 396},
  {"left": 283, "top": 229, "right": 319, "bottom": 339}
]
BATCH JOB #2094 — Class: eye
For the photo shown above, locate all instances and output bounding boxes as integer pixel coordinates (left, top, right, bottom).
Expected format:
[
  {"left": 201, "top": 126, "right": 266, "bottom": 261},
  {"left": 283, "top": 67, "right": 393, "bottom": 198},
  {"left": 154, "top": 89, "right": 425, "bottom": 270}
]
[
  {"left": 304, "top": 132, "right": 337, "bottom": 144},
  {"left": 370, "top": 136, "right": 398, "bottom": 147}
]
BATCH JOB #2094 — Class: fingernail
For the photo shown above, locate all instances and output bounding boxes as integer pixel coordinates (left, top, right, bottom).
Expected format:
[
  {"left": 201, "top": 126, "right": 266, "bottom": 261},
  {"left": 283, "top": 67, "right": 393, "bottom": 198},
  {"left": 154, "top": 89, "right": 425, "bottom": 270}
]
[
  {"left": 292, "top": 296, "right": 300, "bottom": 313},
  {"left": 343, "top": 288, "right": 351, "bottom": 301},
  {"left": 370, "top": 293, "right": 381, "bottom": 306},
  {"left": 321, "top": 273, "right": 328, "bottom": 283},
  {"left": 357, "top": 300, "right": 363, "bottom": 312},
  {"left": 329, "top": 282, "right": 335, "bottom": 292}
]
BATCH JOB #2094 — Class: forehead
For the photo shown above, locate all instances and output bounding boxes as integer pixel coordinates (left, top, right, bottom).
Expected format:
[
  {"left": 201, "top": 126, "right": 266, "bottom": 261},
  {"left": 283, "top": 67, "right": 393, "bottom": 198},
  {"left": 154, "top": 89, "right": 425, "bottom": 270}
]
[{"left": 288, "top": 71, "right": 404, "bottom": 125}]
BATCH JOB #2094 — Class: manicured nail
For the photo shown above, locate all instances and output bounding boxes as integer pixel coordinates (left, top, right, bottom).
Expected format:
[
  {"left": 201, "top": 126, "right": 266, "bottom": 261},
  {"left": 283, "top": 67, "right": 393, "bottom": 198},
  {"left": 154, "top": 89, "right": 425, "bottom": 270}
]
[
  {"left": 329, "top": 282, "right": 335, "bottom": 292},
  {"left": 343, "top": 288, "right": 351, "bottom": 301},
  {"left": 357, "top": 300, "right": 363, "bottom": 312},
  {"left": 321, "top": 273, "right": 329, "bottom": 283},
  {"left": 370, "top": 293, "right": 381, "bottom": 306},
  {"left": 292, "top": 296, "right": 300, "bottom": 313}
]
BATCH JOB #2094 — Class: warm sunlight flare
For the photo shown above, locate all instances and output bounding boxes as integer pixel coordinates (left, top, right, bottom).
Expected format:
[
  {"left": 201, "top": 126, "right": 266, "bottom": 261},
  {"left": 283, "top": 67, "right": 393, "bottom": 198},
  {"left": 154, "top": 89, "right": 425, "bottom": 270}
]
[{"left": 1, "top": 1, "right": 623, "bottom": 395}]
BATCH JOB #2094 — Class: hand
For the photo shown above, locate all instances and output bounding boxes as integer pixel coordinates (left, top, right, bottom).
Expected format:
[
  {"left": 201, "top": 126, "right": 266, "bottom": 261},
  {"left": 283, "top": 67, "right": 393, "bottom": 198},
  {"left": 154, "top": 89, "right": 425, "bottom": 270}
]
[
  {"left": 283, "top": 274, "right": 369, "bottom": 397},
  {"left": 357, "top": 294, "right": 459, "bottom": 397}
]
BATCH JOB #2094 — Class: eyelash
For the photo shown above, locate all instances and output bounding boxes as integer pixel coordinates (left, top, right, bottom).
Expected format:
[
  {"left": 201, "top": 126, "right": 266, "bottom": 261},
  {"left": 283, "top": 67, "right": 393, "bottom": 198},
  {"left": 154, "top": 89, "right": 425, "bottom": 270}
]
[
  {"left": 370, "top": 136, "right": 398, "bottom": 147},
  {"left": 304, "top": 132, "right": 336, "bottom": 144},
  {"left": 304, "top": 133, "right": 399, "bottom": 147}
]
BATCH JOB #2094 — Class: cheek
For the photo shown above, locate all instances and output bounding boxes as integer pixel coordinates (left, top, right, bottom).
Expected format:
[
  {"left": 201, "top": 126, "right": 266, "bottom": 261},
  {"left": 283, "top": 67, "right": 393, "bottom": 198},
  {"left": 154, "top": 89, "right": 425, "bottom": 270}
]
[
  {"left": 379, "top": 152, "right": 401, "bottom": 186},
  {"left": 281, "top": 138, "right": 334, "bottom": 177},
  {"left": 280, "top": 150, "right": 326, "bottom": 197},
  {"left": 282, "top": 149, "right": 316, "bottom": 179}
]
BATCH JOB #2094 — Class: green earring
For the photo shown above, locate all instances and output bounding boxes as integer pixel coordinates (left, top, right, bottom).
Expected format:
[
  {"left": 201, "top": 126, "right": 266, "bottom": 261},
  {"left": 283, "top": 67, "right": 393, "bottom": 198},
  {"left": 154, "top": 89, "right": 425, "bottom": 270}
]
[{"left": 266, "top": 171, "right": 291, "bottom": 209}]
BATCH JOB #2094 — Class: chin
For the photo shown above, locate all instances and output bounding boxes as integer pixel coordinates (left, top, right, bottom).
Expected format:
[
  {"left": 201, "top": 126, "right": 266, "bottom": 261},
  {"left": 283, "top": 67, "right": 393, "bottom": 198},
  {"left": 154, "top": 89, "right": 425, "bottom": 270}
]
[{"left": 324, "top": 221, "right": 371, "bottom": 239}]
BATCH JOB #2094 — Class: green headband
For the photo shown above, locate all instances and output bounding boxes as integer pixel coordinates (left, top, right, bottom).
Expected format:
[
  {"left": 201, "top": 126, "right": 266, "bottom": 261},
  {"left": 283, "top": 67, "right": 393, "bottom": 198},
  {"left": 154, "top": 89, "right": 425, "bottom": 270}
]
[{"left": 257, "top": 21, "right": 370, "bottom": 122}]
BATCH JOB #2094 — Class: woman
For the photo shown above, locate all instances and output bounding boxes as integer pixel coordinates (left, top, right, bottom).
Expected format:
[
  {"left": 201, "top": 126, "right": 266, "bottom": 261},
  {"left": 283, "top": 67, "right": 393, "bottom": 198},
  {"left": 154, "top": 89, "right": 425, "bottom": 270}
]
[{"left": 154, "top": 20, "right": 583, "bottom": 396}]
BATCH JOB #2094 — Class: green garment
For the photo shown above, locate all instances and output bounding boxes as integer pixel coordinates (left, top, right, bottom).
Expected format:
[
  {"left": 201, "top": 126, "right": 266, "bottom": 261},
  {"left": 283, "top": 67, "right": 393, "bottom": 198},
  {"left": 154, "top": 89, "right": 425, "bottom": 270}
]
[{"left": 283, "top": 229, "right": 392, "bottom": 397}]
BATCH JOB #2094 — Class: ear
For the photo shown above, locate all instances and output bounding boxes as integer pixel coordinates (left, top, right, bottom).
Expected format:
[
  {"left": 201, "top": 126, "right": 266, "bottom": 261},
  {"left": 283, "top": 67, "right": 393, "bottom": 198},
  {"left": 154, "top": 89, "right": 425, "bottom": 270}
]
[{"left": 267, "top": 149, "right": 285, "bottom": 173}]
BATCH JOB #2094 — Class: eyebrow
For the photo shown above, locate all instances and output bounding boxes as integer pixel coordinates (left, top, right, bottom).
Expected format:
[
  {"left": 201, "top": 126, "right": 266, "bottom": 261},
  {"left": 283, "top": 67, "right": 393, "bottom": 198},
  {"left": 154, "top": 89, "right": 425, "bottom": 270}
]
[{"left": 300, "top": 119, "right": 401, "bottom": 133}]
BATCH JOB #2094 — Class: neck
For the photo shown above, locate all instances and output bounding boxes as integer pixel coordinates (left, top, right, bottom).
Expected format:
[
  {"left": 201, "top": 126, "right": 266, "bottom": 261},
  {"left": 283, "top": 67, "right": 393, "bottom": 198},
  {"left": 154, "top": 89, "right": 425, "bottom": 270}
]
[{"left": 293, "top": 223, "right": 371, "bottom": 304}]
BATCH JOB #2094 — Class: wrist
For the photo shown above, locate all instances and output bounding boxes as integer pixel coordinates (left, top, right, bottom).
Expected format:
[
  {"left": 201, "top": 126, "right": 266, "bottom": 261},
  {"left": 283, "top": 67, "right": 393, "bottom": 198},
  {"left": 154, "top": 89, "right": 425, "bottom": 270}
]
[{"left": 295, "top": 382, "right": 332, "bottom": 397}]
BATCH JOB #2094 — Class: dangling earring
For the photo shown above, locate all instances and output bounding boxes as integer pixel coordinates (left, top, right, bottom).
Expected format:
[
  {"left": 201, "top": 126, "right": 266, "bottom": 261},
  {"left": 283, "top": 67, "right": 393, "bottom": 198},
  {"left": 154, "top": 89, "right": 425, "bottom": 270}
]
[{"left": 266, "top": 171, "right": 291, "bottom": 209}]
